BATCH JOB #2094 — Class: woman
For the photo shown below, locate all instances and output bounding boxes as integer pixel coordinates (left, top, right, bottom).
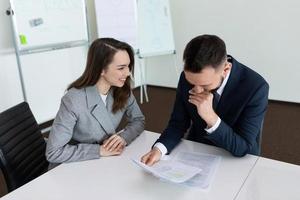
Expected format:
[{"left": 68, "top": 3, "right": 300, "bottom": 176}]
[{"left": 46, "top": 38, "right": 145, "bottom": 164}]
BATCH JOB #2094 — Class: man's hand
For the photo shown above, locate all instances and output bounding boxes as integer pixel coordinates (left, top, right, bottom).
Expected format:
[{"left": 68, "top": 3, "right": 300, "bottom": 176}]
[
  {"left": 103, "top": 134, "right": 127, "bottom": 152},
  {"left": 141, "top": 147, "right": 162, "bottom": 166},
  {"left": 188, "top": 90, "right": 218, "bottom": 127}
]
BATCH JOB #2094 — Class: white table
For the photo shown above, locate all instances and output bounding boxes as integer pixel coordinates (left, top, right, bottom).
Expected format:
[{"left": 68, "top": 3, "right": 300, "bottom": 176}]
[
  {"left": 235, "top": 157, "right": 300, "bottom": 200},
  {"left": 1, "top": 131, "right": 258, "bottom": 200}
]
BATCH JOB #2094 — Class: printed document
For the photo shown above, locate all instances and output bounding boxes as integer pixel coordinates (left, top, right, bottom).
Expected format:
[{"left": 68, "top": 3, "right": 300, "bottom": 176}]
[
  {"left": 174, "top": 152, "right": 221, "bottom": 189},
  {"left": 132, "top": 152, "right": 221, "bottom": 189},
  {"left": 132, "top": 158, "right": 201, "bottom": 183}
]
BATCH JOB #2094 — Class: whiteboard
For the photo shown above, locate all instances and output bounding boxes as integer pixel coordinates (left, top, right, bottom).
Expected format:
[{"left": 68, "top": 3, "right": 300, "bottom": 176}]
[
  {"left": 95, "top": 0, "right": 138, "bottom": 50},
  {"left": 20, "top": 46, "right": 87, "bottom": 123},
  {"left": 137, "top": 0, "right": 175, "bottom": 57},
  {"left": 94, "top": 0, "right": 175, "bottom": 57},
  {"left": 10, "top": 0, "right": 88, "bottom": 51}
]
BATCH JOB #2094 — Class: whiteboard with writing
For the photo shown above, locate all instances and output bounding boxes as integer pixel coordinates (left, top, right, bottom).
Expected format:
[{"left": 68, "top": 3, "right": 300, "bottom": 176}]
[
  {"left": 95, "top": 0, "right": 138, "bottom": 50},
  {"left": 10, "top": 0, "right": 88, "bottom": 51},
  {"left": 95, "top": 0, "right": 175, "bottom": 57},
  {"left": 137, "top": 0, "right": 175, "bottom": 57}
]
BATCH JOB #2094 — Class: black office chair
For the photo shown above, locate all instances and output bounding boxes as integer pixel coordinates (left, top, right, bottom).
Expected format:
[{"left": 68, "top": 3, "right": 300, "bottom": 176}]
[{"left": 0, "top": 102, "right": 48, "bottom": 192}]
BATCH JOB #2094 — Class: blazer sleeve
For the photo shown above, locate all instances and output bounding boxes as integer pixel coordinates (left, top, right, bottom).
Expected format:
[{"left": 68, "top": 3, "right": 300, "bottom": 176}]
[
  {"left": 46, "top": 94, "right": 100, "bottom": 163},
  {"left": 205, "top": 82, "right": 269, "bottom": 157},
  {"left": 119, "top": 92, "right": 145, "bottom": 144},
  {"left": 156, "top": 74, "right": 191, "bottom": 153}
]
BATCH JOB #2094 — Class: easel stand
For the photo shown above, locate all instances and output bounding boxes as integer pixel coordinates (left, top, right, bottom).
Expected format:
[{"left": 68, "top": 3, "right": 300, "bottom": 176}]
[
  {"left": 137, "top": 51, "right": 178, "bottom": 104},
  {"left": 138, "top": 57, "right": 149, "bottom": 104}
]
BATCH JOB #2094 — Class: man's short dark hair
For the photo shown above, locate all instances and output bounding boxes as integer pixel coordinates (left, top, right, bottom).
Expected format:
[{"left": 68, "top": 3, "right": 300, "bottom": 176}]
[{"left": 183, "top": 34, "right": 227, "bottom": 73}]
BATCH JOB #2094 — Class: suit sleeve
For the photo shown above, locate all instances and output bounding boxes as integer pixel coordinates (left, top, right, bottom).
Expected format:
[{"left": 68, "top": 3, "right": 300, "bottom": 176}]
[
  {"left": 46, "top": 94, "right": 100, "bottom": 163},
  {"left": 205, "top": 82, "right": 269, "bottom": 156},
  {"left": 119, "top": 92, "right": 145, "bottom": 144},
  {"left": 156, "top": 74, "right": 191, "bottom": 153}
]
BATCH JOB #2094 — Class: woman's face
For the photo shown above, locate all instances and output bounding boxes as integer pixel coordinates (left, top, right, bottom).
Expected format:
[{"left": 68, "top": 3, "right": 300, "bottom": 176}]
[{"left": 101, "top": 50, "right": 131, "bottom": 88}]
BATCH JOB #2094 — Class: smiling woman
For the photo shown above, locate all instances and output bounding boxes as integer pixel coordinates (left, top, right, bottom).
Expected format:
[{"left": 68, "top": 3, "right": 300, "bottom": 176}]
[
  {"left": 45, "top": 38, "right": 145, "bottom": 167},
  {"left": 68, "top": 38, "right": 134, "bottom": 112},
  {"left": 98, "top": 50, "right": 131, "bottom": 97}
]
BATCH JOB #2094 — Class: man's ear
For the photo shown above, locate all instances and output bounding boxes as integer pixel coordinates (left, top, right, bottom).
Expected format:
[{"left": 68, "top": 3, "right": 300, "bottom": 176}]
[{"left": 223, "top": 62, "right": 232, "bottom": 75}]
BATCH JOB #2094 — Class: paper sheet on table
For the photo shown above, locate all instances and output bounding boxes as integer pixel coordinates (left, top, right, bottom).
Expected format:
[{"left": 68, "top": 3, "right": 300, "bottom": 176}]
[
  {"left": 174, "top": 152, "right": 221, "bottom": 189},
  {"left": 132, "top": 158, "right": 201, "bottom": 183},
  {"left": 132, "top": 151, "right": 221, "bottom": 189}
]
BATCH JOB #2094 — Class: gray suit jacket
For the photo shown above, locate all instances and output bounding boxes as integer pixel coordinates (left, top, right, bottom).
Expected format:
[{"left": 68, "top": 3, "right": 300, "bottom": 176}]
[{"left": 46, "top": 86, "right": 145, "bottom": 163}]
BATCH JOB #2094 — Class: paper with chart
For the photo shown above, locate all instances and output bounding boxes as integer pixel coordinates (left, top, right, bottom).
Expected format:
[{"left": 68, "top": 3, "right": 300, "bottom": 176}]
[
  {"left": 174, "top": 152, "right": 221, "bottom": 188},
  {"left": 132, "top": 152, "right": 221, "bottom": 188},
  {"left": 132, "top": 158, "right": 201, "bottom": 183}
]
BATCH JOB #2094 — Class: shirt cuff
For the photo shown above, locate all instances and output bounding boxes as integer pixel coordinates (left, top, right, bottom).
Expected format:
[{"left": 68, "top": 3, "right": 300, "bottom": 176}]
[
  {"left": 153, "top": 142, "right": 168, "bottom": 157},
  {"left": 205, "top": 117, "right": 221, "bottom": 134}
]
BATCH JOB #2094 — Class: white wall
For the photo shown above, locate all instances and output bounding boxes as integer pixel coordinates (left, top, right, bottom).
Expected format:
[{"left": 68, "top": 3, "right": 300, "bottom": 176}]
[
  {"left": 144, "top": 54, "right": 180, "bottom": 88},
  {"left": 19, "top": 47, "right": 87, "bottom": 123},
  {"left": 146, "top": 0, "right": 300, "bottom": 103}
]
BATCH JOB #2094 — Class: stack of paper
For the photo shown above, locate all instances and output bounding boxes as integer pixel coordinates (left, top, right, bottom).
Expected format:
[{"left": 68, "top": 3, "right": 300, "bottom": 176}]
[{"left": 132, "top": 151, "right": 221, "bottom": 189}]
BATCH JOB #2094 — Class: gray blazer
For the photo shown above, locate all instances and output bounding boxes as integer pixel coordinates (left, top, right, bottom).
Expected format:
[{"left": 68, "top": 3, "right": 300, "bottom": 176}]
[{"left": 46, "top": 86, "right": 145, "bottom": 163}]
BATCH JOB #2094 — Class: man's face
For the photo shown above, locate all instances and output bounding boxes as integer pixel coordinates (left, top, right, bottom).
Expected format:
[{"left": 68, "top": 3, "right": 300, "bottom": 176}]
[{"left": 184, "top": 61, "right": 231, "bottom": 93}]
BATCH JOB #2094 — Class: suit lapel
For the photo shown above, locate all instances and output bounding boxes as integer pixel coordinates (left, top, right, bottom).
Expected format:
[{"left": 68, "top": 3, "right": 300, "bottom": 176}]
[
  {"left": 216, "top": 57, "right": 243, "bottom": 117},
  {"left": 106, "top": 89, "right": 115, "bottom": 114},
  {"left": 86, "top": 86, "right": 115, "bottom": 135}
]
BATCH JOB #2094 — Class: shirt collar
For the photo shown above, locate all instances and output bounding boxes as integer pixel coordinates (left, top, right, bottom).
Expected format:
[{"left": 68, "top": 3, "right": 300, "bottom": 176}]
[{"left": 216, "top": 69, "right": 231, "bottom": 96}]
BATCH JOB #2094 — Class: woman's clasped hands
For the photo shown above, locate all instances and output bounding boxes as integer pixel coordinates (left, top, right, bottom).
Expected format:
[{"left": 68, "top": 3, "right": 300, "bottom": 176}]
[{"left": 100, "top": 133, "right": 127, "bottom": 156}]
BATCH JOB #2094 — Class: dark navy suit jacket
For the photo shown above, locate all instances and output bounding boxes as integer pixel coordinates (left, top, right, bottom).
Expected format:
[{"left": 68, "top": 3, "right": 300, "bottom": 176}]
[{"left": 156, "top": 56, "right": 269, "bottom": 156}]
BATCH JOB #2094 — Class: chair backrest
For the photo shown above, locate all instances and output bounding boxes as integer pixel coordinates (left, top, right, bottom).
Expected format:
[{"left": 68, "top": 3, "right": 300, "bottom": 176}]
[{"left": 0, "top": 102, "right": 48, "bottom": 192}]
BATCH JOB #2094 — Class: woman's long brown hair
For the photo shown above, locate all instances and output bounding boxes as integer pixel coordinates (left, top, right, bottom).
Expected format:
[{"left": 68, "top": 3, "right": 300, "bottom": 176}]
[{"left": 68, "top": 38, "right": 134, "bottom": 113}]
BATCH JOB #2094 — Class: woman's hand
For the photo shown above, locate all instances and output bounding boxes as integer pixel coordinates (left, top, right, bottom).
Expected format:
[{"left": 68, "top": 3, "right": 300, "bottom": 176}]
[
  {"left": 102, "top": 134, "right": 127, "bottom": 152},
  {"left": 99, "top": 144, "right": 123, "bottom": 156}
]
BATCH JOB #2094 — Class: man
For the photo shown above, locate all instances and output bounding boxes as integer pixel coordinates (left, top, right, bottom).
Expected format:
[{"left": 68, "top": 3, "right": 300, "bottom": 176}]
[{"left": 141, "top": 34, "right": 269, "bottom": 166}]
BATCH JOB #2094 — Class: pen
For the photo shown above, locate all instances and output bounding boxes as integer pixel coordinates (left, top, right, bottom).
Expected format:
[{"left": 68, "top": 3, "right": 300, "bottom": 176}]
[{"left": 116, "top": 129, "right": 124, "bottom": 135}]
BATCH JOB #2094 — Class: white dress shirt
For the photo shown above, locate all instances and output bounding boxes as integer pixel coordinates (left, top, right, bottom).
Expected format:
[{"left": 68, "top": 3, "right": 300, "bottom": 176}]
[{"left": 100, "top": 93, "right": 108, "bottom": 106}]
